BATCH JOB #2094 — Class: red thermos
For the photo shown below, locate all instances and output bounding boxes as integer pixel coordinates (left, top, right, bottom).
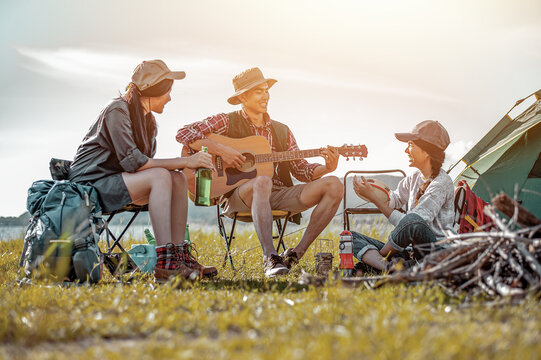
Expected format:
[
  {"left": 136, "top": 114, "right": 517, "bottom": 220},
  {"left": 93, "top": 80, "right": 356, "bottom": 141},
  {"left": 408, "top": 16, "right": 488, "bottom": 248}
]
[{"left": 339, "top": 230, "right": 354, "bottom": 277}]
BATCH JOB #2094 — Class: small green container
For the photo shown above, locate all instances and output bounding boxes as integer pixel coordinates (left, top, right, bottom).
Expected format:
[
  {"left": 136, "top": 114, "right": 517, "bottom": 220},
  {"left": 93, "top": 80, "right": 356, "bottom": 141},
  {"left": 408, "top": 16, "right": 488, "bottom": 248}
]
[{"left": 127, "top": 244, "right": 156, "bottom": 273}]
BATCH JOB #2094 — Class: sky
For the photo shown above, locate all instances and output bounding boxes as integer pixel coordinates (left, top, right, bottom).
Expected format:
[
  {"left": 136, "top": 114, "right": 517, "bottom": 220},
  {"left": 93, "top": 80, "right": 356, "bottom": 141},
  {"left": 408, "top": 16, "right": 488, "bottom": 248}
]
[{"left": 1, "top": 0, "right": 540, "bottom": 216}]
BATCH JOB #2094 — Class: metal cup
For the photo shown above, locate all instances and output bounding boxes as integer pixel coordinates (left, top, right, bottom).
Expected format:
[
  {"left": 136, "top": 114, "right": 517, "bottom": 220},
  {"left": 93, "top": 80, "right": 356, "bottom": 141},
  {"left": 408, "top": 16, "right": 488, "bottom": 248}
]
[{"left": 314, "top": 239, "right": 334, "bottom": 276}]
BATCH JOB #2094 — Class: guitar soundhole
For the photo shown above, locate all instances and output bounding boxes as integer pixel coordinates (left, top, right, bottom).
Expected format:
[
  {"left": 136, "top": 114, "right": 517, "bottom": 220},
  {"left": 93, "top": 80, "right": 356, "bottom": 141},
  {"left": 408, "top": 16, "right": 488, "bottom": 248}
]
[{"left": 241, "top": 153, "right": 255, "bottom": 170}]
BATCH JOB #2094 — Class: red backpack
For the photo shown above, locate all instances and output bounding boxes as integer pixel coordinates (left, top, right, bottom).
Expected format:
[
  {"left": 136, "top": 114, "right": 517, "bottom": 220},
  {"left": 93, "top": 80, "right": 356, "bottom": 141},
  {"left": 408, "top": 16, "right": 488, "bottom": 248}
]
[{"left": 454, "top": 180, "right": 494, "bottom": 233}]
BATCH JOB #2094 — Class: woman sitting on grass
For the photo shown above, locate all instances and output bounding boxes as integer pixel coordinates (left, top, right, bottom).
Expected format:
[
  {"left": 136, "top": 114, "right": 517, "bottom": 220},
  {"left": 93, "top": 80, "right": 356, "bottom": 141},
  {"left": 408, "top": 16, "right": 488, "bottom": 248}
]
[
  {"left": 352, "top": 120, "right": 454, "bottom": 273},
  {"left": 69, "top": 59, "right": 217, "bottom": 281}
]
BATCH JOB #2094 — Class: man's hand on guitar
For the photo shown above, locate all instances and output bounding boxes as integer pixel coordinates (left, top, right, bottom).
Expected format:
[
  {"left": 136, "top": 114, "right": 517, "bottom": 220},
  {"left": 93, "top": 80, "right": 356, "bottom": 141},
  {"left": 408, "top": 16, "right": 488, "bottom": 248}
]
[
  {"left": 186, "top": 151, "right": 215, "bottom": 170},
  {"left": 218, "top": 144, "right": 246, "bottom": 169},
  {"left": 321, "top": 146, "right": 339, "bottom": 172}
]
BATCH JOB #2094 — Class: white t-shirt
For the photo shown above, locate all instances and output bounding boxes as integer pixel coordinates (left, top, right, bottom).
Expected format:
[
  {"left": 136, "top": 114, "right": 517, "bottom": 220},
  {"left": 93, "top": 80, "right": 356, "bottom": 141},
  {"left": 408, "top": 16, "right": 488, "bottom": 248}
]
[{"left": 388, "top": 168, "right": 455, "bottom": 239}]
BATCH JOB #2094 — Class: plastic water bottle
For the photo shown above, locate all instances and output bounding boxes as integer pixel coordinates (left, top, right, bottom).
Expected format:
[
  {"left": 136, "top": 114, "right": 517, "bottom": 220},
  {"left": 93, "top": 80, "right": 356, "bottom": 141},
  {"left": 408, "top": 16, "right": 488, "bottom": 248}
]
[
  {"left": 195, "top": 146, "right": 212, "bottom": 206},
  {"left": 144, "top": 228, "right": 156, "bottom": 245}
]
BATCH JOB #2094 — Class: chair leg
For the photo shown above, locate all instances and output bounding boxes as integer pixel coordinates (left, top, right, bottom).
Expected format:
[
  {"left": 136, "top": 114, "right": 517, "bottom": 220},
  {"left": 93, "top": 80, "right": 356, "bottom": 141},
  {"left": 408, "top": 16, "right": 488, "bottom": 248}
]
[
  {"left": 100, "top": 211, "right": 118, "bottom": 251},
  {"left": 275, "top": 212, "right": 291, "bottom": 253},
  {"left": 105, "top": 209, "right": 141, "bottom": 255},
  {"left": 344, "top": 212, "right": 351, "bottom": 231},
  {"left": 99, "top": 210, "right": 141, "bottom": 276},
  {"left": 217, "top": 206, "right": 236, "bottom": 270}
]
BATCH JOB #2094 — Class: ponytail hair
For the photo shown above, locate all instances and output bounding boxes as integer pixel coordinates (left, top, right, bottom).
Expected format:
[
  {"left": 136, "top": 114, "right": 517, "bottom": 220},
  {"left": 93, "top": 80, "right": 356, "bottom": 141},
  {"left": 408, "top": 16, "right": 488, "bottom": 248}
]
[
  {"left": 413, "top": 139, "right": 446, "bottom": 205},
  {"left": 413, "top": 139, "right": 445, "bottom": 178},
  {"left": 428, "top": 153, "right": 444, "bottom": 179},
  {"left": 123, "top": 82, "right": 156, "bottom": 157}
]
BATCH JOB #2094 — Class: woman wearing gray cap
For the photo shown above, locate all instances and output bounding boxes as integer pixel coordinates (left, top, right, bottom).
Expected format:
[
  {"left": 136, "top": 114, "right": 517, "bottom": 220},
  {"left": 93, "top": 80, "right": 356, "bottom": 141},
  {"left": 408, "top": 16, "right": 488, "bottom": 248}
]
[
  {"left": 351, "top": 120, "right": 454, "bottom": 273},
  {"left": 69, "top": 59, "right": 217, "bottom": 281}
]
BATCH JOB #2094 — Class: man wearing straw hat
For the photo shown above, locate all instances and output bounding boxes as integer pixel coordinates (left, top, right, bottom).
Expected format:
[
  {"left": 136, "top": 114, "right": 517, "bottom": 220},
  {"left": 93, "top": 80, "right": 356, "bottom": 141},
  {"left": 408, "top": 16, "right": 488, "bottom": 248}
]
[{"left": 176, "top": 67, "right": 343, "bottom": 277}]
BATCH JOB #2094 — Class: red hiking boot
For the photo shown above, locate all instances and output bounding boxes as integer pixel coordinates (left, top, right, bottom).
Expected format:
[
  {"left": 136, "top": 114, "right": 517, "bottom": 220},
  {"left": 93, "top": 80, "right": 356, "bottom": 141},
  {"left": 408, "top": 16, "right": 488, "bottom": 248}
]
[
  {"left": 177, "top": 242, "right": 218, "bottom": 278},
  {"left": 154, "top": 243, "right": 201, "bottom": 282}
]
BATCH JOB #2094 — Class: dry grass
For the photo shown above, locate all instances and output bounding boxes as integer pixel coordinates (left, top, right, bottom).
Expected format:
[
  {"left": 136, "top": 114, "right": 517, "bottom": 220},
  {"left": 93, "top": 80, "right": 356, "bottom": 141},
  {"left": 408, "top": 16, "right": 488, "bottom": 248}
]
[{"left": 1, "top": 224, "right": 540, "bottom": 360}]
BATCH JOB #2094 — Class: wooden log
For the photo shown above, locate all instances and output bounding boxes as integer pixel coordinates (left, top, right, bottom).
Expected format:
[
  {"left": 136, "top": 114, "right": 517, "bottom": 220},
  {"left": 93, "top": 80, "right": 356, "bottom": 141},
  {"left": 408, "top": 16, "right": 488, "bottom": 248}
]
[{"left": 492, "top": 192, "right": 541, "bottom": 227}]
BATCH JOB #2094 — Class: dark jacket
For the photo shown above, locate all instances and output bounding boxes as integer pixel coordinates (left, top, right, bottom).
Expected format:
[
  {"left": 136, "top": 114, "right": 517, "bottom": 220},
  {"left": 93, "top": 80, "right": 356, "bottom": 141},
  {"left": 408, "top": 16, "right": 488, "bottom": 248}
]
[
  {"left": 68, "top": 98, "right": 156, "bottom": 213},
  {"left": 69, "top": 98, "right": 156, "bottom": 183}
]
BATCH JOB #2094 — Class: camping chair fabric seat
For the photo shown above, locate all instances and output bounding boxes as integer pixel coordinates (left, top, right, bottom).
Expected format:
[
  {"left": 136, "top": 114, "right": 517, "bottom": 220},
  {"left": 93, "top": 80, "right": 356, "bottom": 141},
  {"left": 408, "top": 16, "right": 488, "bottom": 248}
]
[
  {"left": 343, "top": 169, "right": 407, "bottom": 231},
  {"left": 234, "top": 210, "right": 290, "bottom": 222},
  {"left": 217, "top": 206, "right": 295, "bottom": 269}
]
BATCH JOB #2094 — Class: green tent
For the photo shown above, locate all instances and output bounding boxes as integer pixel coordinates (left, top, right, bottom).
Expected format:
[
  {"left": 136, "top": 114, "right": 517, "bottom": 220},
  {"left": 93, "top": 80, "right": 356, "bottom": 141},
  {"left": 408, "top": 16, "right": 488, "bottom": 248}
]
[{"left": 450, "top": 89, "right": 541, "bottom": 218}]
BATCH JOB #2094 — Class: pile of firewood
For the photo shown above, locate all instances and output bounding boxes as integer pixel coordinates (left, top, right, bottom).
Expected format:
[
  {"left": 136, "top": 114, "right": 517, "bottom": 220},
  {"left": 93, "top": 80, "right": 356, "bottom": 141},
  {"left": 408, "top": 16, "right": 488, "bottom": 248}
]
[{"left": 375, "top": 193, "right": 541, "bottom": 298}]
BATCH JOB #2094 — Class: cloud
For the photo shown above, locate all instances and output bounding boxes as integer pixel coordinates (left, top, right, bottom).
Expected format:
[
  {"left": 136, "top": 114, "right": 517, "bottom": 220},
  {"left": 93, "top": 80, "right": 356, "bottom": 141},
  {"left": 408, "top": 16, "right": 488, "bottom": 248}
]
[
  {"left": 16, "top": 46, "right": 243, "bottom": 80},
  {"left": 16, "top": 46, "right": 459, "bottom": 103},
  {"left": 16, "top": 47, "right": 135, "bottom": 83},
  {"left": 444, "top": 139, "right": 475, "bottom": 170},
  {"left": 271, "top": 66, "right": 460, "bottom": 103}
]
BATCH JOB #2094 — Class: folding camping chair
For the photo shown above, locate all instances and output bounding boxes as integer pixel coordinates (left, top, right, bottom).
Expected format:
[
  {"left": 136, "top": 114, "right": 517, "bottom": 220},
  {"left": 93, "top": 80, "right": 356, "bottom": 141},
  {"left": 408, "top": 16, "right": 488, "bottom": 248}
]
[
  {"left": 216, "top": 205, "right": 296, "bottom": 270},
  {"left": 98, "top": 203, "right": 148, "bottom": 275},
  {"left": 100, "top": 203, "right": 148, "bottom": 255},
  {"left": 342, "top": 169, "right": 406, "bottom": 231}
]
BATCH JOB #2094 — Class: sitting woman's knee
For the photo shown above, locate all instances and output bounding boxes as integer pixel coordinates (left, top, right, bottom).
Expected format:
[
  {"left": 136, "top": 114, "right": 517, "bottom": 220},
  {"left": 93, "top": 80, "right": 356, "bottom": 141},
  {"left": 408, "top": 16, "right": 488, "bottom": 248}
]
[
  {"left": 390, "top": 213, "right": 436, "bottom": 251},
  {"left": 171, "top": 171, "right": 187, "bottom": 188},
  {"left": 148, "top": 168, "right": 172, "bottom": 188}
]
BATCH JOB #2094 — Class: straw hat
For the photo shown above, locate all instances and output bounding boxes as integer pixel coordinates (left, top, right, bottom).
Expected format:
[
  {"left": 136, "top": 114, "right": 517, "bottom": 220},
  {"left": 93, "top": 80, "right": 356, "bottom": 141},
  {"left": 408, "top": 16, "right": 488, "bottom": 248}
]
[{"left": 227, "top": 67, "right": 277, "bottom": 105}]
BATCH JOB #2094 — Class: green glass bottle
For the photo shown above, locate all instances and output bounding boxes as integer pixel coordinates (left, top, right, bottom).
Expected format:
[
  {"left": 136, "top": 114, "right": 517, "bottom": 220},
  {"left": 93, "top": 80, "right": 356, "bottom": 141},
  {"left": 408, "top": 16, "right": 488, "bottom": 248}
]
[
  {"left": 195, "top": 146, "right": 212, "bottom": 206},
  {"left": 185, "top": 224, "right": 191, "bottom": 245},
  {"left": 144, "top": 228, "right": 156, "bottom": 245}
]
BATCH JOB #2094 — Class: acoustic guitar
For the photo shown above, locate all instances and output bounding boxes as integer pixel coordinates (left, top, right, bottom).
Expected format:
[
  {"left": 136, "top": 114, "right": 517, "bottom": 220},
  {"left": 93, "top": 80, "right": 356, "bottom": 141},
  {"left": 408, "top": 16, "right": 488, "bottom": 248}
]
[{"left": 182, "top": 133, "right": 368, "bottom": 204}]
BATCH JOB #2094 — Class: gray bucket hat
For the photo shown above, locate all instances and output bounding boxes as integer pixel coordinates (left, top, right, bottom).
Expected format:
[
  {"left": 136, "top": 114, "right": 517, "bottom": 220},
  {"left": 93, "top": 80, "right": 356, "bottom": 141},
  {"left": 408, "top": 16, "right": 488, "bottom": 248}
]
[
  {"left": 395, "top": 120, "right": 450, "bottom": 150},
  {"left": 131, "top": 59, "right": 185, "bottom": 92},
  {"left": 227, "top": 67, "right": 277, "bottom": 105}
]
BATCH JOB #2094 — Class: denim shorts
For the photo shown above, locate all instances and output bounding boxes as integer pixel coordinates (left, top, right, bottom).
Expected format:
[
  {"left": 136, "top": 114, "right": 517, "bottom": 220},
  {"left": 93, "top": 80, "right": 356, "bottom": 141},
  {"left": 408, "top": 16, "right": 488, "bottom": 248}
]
[{"left": 352, "top": 213, "right": 437, "bottom": 263}]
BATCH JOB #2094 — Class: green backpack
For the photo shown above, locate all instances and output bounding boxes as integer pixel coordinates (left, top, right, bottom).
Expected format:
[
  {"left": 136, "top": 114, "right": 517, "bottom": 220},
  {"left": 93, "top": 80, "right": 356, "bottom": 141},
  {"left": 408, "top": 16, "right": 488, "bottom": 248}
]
[{"left": 20, "top": 179, "right": 103, "bottom": 283}]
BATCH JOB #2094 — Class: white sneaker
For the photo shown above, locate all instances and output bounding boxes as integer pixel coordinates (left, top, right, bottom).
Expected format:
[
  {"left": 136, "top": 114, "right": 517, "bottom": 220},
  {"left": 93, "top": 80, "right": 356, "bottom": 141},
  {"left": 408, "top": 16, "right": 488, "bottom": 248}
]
[{"left": 264, "top": 254, "right": 289, "bottom": 277}]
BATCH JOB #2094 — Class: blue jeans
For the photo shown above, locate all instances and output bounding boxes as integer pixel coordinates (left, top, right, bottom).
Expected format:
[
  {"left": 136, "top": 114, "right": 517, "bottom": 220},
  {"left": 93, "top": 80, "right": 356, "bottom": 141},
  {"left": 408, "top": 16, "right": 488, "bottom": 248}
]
[{"left": 352, "top": 213, "right": 437, "bottom": 268}]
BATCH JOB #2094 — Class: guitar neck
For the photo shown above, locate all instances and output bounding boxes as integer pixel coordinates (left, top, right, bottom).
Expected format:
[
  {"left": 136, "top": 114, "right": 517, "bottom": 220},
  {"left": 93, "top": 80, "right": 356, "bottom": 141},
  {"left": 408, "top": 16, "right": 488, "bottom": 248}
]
[{"left": 255, "top": 149, "right": 323, "bottom": 164}]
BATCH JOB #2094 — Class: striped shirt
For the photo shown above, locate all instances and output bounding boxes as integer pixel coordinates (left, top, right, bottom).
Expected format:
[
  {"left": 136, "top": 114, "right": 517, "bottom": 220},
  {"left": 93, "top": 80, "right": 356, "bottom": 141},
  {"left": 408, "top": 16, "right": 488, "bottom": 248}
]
[
  {"left": 176, "top": 109, "right": 319, "bottom": 186},
  {"left": 388, "top": 169, "right": 455, "bottom": 239}
]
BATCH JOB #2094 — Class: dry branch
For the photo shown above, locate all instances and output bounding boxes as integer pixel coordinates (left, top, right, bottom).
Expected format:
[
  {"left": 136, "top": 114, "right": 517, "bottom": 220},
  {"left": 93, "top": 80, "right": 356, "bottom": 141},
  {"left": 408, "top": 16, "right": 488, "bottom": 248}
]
[
  {"left": 492, "top": 192, "right": 541, "bottom": 227},
  {"left": 363, "top": 208, "right": 541, "bottom": 298}
]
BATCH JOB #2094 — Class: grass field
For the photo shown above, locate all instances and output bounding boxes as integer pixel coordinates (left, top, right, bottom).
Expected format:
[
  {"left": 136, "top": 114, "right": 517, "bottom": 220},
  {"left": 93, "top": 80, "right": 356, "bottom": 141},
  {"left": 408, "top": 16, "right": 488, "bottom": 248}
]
[{"left": 1, "top": 224, "right": 540, "bottom": 360}]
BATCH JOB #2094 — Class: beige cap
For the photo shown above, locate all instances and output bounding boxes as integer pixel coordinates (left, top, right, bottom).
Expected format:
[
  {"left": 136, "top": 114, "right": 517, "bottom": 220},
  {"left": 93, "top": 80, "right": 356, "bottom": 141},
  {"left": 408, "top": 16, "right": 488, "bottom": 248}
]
[
  {"left": 395, "top": 120, "right": 450, "bottom": 150},
  {"left": 131, "top": 59, "right": 185, "bottom": 91},
  {"left": 227, "top": 67, "right": 277, "bottom": 105}
]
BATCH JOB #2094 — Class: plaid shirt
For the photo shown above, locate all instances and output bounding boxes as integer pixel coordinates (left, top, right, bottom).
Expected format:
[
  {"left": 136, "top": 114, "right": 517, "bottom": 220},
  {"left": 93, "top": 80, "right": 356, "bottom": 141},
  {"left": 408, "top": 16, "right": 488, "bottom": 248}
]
[{"left": 176, "top": 109, "right": 319, "bottom": 186}]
